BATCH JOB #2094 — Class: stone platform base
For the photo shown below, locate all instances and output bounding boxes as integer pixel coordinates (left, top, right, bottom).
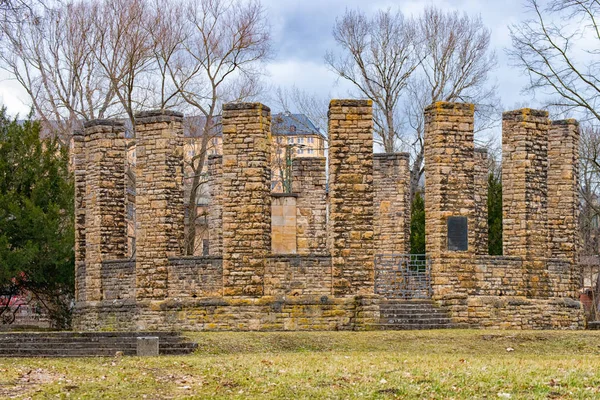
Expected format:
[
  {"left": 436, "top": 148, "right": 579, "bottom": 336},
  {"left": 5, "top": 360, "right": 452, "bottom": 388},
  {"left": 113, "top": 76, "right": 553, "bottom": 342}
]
[
  {"left": 73, "top": 295, "right": 381, "bottom": 331},
  {"left": 439, "top": 295, "right": 585, "bottom": 330},
  {"left": 74, "top": 294, "right": 585, "bottom": 331}
]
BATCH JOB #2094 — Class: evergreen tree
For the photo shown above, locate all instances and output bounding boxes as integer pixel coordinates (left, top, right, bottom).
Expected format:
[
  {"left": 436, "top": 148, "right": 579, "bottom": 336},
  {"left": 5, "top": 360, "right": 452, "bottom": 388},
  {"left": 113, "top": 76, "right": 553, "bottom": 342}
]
[
  {"left": 0, "top": 109, "right": 74, "bottom": 328},
  {"left": 488, "top": 172, "right": 502, "bottom": 255},
  {"left": 410, "top": 191, "right": 426, "bottom": 254}
]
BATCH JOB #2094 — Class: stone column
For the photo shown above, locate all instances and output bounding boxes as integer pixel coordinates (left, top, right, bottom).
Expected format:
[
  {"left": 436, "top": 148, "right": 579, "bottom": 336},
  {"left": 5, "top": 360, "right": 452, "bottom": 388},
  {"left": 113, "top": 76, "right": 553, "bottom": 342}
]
[
  {"left": 474, "top": 148, "right": 489, "bottom": 256},
  {"left": 207, "top": 154, "right": 223, "bottom": 256},
  {"left": 424, "top": 102, "right": 476, "bottom": 298},
  {"left": 373, "top": 153, "right": 411, "bottom": 255},
  {"left": 84, "top": 120, "right": 127, "bottom": 302},
  {"left": 502, "top": 109, "right": 549, "bottom": 297},
  {"left": 221, "top": 103, "right": 272, "bottom": 297},
  {"left": 548, "top": 119, "right": 579, "bottom": 264},
  {"left": 328, "top": 99, "right": 374, "bottom": 296},
  {"left": 502, "top": 109, "right": 549, "bottom": 259},
  {"left": 134, "top": 110, "right": 184, "bottom": 301},
  {"left": 72, "top": 130, "right": 86, "bottom": 302},
  {"left": 292, "top": 157, "right": 328, "bottom": 255},
  {"left": 424, "top": 102, "right": 476, "bottom": 256}
]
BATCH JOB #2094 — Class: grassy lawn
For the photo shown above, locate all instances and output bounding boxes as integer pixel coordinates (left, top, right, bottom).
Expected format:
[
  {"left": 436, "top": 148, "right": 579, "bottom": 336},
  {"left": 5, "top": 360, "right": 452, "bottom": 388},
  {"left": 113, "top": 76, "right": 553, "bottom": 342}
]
[{"left": 1, "top": 330, "right": 600, "bottom": 399}]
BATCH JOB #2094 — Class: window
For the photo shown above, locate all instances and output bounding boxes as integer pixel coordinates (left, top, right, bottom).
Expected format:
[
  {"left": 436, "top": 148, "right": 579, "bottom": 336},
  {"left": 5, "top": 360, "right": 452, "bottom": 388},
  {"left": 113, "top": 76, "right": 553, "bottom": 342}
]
[
  {"left": 308, "top": 148, "right": 314, "bottom": 155},
  {"left": 290, "top": 125, "right": 296, "bottom": 132},
  {"left": 308, "top": 137, "right": 314, "bottom": 144},
  {"left": 288, "top": 137, "right": 294, "bottom": 144},
  {"left": 298, "top": 137, "right": 304, "bottom": 144},
  {"left": 297, "top": 148, "right": 304, "bottom": 155},
  {"left": 277, "top": 148, "right": 282, "bottom": 155},
  {"left": 277, "top": 136, "right": 282, "bottom": 143}
]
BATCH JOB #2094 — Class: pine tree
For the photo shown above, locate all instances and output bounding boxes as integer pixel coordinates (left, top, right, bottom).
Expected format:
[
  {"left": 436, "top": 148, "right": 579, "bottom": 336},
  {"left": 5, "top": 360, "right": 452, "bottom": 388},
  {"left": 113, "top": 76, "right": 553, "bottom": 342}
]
[
  {"left": 487, "top": 172, "right": 502, "bottom": 255},
  {"left": 410, "top": 191, "right": 426, "bottom": 254},
  {"left": 0, "top": 109, "right": 74, "bottom": 328}
]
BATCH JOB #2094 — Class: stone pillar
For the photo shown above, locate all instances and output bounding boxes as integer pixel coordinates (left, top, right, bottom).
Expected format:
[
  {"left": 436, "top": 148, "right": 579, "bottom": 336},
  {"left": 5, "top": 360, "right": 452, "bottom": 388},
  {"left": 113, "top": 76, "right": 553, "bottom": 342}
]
[
  {"left": 328, "top": 99, "right": 374, "bottom": 296},
  {"left": 474, "top": 148, "right": 489, "bottom": 256},
  {"left": 373, "top": 153, "right": 411, "bottom": 255},
  {"left": 221, "top": 103, "right": 272, "bottom": 297},
  {"left": 548, "top": 119, "right": 579, "bottom": 264},
  {"left": 207, "top": 154, "right": 223, "bottom": 256},
  {"left": 424, "top": 102, "right": 476, "bottom": 256},
  {"left": 84, "top": 120, "right": 127, "bottom": 302},
  {"left": 502, "top": 109, "right": 549, "bottom": 259},
  {"left": 424, "top": 102, "right": 476, "bottom": 298},
  {"left": 72, "top": 130, "right": 86, "bottom": 302},
  {"left": 502, "top": 109, "right": 549, "bottom": 297},
  {"left": 134, "top": 110, "right": 184, "bottom": 300},
  {"left": 292, "top": 157, "right": 328, "bottom": 255}
]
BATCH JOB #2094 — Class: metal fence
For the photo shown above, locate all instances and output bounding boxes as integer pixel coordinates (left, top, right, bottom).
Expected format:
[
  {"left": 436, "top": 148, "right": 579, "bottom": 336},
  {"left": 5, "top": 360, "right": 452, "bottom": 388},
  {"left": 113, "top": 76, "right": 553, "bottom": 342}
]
[{"left": 374, "top": 254, "right": 432, "bottom": 300}]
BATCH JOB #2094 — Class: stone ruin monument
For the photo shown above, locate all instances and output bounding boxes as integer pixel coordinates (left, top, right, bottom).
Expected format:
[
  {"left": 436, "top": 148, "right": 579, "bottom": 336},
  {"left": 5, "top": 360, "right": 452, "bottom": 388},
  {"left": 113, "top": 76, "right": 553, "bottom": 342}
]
[{"left": 72, "top": 100, "right": 584, "bottom": 331}]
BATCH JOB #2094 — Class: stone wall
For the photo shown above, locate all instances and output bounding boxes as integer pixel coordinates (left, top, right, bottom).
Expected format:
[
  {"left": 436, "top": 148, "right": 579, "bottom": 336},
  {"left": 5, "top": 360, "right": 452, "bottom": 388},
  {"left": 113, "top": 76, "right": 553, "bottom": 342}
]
[
  {"left": 474, "top": 148, "right": 489, "bottom": 256},
  {"left": 221, "top": 103, "right": 272, "bottom": 296},
  {"left": 271, "top": 194, "right": 297, "bottom": 254},
  {"left": 134, "top": 110, "right": 185, "bottom": 300},
  {"left": 502, "top": 109, "right": 550, "bottom": 297},
  {"left": 548, "top": 120, "right": 580, "bottom": 264},
  {"left": 424, "top": 102, "right": 476, "bottom": 299},
  {"left": 264, "top": 255, "right": 332, "bottom": 296},
  {"left": 101, "top": 260, "right": 135, "bottom": 300},
  {"left": 83, "top": 120, "right": 127, "bottom": 302},
  {"left": 72, "top": 130, "right": 87, "bottom": 302},
  {"left": 373, "top": 153, "right": 411, "bottom": 255},
  {"left": 292, "top": 157, "right": 328, "bottom": 255},
  {"left": 168, "top": 257, "right": 223, "bottom": 299},
  {"left": 328, "top": 99, "right": 375, "bottom": 296},
  {"left": 207, "top": 154, "right": 223, "bottom": 256}
]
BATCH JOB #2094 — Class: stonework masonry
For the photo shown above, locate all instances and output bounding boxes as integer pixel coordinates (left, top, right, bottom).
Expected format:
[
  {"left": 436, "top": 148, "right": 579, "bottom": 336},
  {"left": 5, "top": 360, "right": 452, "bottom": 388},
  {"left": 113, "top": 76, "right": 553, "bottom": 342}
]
[
  {"left": 328, "top": 99, "right": 375, "bottom": 296},
  {"left": 502, "top": 109, "right": 550, "bottom": 297},
  {"left": 207, "top": 154, "right": 223, "bottom": 256},
  {"left": 73, "top": 99, "right": 584, "bottom": 332},
  {"left": 548, "top": 120, "right": 580, "bottom": 264},
  {"left": 292, "top": 157, "right": 328, "bottom": 255},
  {"left": 424, "top": 102, "right": 476, "bottom": 298},
  {"left": 134, "top": 110, "right": 185, "bottom": 301},
  {"left": 221, "top": 103, "right": 272, "bottom": 297},
  {"left": 72, "top": 131, "right": 86, "bottom": 302},
  {"left": 474, "top": 148, "right": 489, "bottom": 256},
  {"left": 83, "top": 120, "right": 127, "bottom": 302},
  {"left": 373, "top": 153, "right": 411, "bottom": 255}
]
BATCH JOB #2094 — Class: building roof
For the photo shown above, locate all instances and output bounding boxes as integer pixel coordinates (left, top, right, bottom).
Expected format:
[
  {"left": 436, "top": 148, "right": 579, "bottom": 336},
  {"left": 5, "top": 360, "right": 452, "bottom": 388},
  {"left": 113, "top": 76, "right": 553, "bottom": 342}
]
[{"left": 271, "top": 112, "right": 324, "bottom": 137}]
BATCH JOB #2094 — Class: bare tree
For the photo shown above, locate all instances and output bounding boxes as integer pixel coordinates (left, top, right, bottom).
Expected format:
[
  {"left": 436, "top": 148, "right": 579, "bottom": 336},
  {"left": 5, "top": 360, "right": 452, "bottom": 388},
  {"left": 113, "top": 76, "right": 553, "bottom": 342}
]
[
  {"left": 161, "top": 0, "right": 271, "bottom": 255},
  {"left": 0, "top": 2, "right": 118, "bottom": 143},
  {"left": 325, "top": 9, "right": 420, "bottom": 152},
  {"left": 508, "top": 0, "right": 600, "bottom": 122},
  {"left": 405, "top": 6, "right": 499, "bottom": 198}
]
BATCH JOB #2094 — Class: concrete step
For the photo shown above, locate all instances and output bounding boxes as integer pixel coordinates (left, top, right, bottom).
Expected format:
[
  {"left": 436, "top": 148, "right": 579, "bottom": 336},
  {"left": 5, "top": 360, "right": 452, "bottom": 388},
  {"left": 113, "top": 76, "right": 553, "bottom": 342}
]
[
  {"left": 377, "top": 300, "right": 455, "bottom": 330},
  {"left": 0, "top": 331, "right": 197, "bottom": 357}
]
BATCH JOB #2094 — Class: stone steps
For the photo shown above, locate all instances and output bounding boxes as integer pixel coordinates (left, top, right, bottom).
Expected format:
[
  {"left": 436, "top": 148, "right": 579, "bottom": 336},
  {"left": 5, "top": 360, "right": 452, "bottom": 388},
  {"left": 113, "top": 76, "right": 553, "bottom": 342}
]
[
  {"left": 378, "top": 300, "right": 455, "bottom": 330},
  {"left": 0, "top": 331, "right": 197, "bottom": 357}
]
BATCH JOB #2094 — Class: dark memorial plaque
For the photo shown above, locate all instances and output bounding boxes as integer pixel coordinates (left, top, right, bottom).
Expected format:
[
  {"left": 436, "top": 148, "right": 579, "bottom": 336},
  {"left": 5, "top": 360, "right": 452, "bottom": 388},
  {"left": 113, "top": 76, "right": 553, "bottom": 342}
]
[{"left": 447, "top": 216, "right": 468, "bottom": 251}]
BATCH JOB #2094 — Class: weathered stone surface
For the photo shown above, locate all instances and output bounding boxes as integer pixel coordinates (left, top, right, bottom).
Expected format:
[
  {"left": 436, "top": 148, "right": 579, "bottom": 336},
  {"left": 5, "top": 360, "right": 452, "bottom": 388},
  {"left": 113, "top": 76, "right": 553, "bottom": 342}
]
[
  {"left": 373, "top": 153, "right": 410, "bottom": 254},
  {"left": 502, "top": 108, "right": 550, "bottom": 297},
  {"left": 134, "top": 110, "right": 184, "bottom": 300},
  {"left": 72, "top": 130, "right": 86, "bottom": 302},
  {"left": 271, "top": 195, "right": 297, "bottom": 254},
  {"left": 328, "top": 99, "right": 375, "bottom": 296},
  {"left": 424, "top": 102, "right": 476, "bottom": 298},
  {"left": 207, "top": 155, "right": 223, "bottom": 256},
  {"left": 474, "top": 148, "right": 489, "bottom": 256},
  {"left": 84, "top": 120, "right": 127, "bottom": 302},
  {"left": 136, "top": 336, "right": 159, "bottom": 356},
  {"left": 292, "top": 157, "right": 327, "bottom": 255},
  {"left": 222, "top": 102, "right": 271, "bottom": 297}
]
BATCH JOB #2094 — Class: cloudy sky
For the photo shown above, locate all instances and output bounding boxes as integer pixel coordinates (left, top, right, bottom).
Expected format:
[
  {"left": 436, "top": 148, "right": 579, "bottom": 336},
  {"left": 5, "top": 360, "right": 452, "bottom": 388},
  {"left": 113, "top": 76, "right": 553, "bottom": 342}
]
[{"left": 0, "top": 0, "right": 537, "bottom": 117}]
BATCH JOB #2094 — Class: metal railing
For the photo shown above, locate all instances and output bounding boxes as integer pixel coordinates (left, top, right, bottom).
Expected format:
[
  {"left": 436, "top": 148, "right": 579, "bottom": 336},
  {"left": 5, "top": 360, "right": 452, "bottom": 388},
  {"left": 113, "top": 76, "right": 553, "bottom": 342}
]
[{"left": 374, "top": 254, "right": 432, "bottom": 300}]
